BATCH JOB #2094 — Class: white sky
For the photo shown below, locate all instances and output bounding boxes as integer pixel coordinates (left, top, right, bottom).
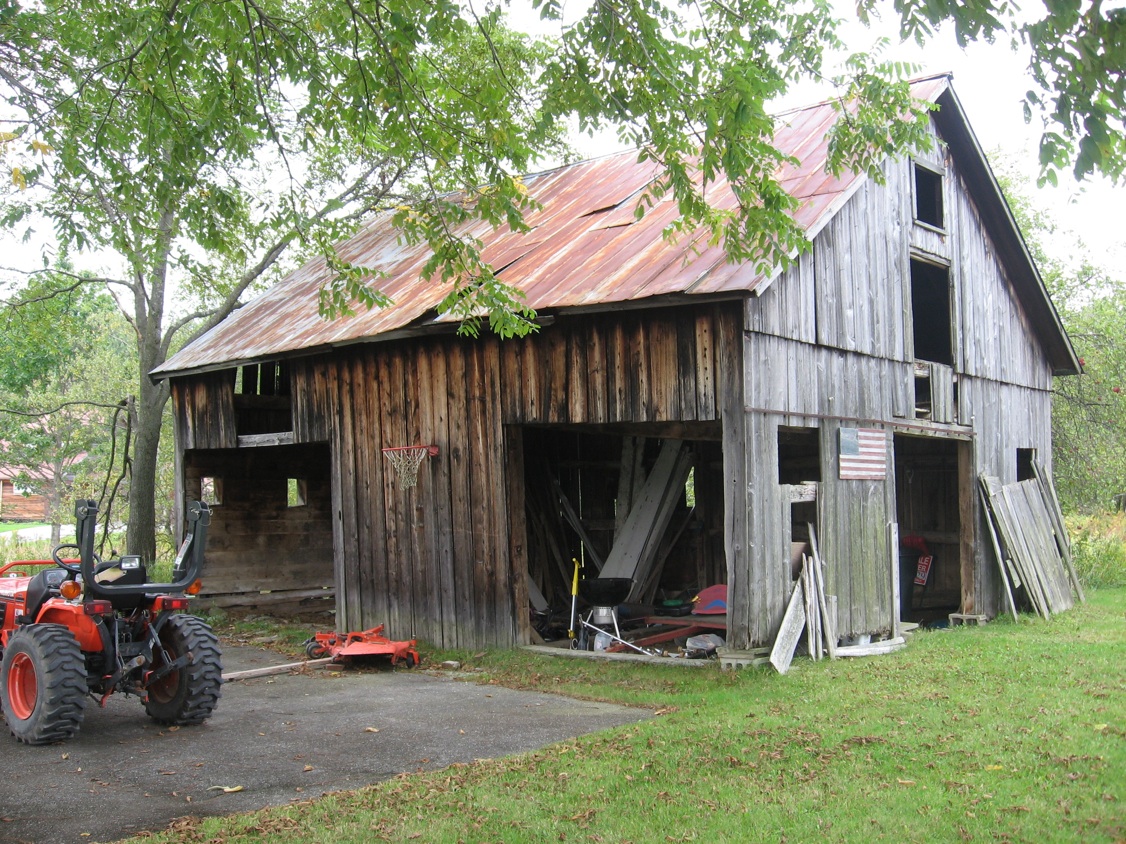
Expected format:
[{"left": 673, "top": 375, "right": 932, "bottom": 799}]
[{"left": 2, "top": 2, "right": 1121, "bottom": 288}]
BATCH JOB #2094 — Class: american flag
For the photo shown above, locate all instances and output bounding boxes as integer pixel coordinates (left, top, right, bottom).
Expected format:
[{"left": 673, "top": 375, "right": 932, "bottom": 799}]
[{"left": 838, "top": 427, "right": 888, "bottom": 480}]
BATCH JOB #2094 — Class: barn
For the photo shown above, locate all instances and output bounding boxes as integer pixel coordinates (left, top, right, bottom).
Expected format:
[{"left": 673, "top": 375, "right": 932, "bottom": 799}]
[{"left": 152, "top": 74, "right": 1078, "bottom": 650}]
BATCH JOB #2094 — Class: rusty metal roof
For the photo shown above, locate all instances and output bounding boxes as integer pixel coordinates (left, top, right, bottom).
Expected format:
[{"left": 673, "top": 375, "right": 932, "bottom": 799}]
[{"left": 156, "top": 76, "right": 956, "bottom": 377}]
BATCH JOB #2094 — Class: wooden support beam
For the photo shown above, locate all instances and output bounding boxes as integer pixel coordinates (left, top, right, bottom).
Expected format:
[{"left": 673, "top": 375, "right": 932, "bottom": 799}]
[
  {"left": 549, "top": 472, "right": 605, "bottom": 571},
  {"left": 222, "top": 658, "right": 335, "bottom": 682}
]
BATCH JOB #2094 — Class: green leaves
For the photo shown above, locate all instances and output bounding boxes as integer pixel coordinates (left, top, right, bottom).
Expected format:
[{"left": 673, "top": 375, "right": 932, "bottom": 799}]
[{"left": 826, "top": 53, "right": 936, "bottom": 184}]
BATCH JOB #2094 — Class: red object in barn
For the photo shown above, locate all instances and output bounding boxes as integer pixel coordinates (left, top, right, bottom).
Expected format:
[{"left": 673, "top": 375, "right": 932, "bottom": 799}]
[{"left": 305, "top": 625, "right": 420, "bottom": 667}]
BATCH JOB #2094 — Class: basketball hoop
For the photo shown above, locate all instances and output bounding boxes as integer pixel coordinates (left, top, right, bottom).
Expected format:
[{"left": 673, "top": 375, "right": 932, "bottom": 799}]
[{"left": 382, "top": 444, "right": 439, "bottom": 488}]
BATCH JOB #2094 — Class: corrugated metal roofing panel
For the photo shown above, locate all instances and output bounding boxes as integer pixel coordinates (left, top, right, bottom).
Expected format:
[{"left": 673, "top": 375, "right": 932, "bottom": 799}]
[{"left": 156, "top": 76, "right": 951, "bottom": 376}]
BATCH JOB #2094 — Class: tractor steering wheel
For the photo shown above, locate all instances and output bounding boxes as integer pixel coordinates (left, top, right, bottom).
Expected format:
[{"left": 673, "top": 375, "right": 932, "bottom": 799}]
[{"left": 50, "top": 542, "right": 101, "bottom": 575}]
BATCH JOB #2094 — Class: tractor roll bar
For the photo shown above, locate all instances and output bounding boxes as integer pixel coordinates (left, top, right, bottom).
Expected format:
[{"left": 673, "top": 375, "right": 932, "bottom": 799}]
[{"left": 75, "top": 499, "right": 211, "bottom": 598}]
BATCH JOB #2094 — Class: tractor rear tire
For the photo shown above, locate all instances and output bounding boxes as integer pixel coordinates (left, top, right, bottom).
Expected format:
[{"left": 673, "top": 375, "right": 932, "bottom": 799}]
[
  {"left": 1, "top": 624, "right": 87, "bottom": 745},
  {"left": 145, "top": 615, "right": 222, "bottom": 726}
]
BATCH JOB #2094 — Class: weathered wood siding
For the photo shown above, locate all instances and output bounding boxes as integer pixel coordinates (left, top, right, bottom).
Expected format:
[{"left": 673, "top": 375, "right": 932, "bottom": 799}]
[
  {"left": 738, "top": 112, "right": 1058, "bottom": 638},
  {"left": 172, "top": 373, "right": 237, "bottom": 450},
  {"left": 283, "top": 306, "right": 736, "bottom": 648},
  {"left": 749, "top": 118, "right": 1051, "bottom": 393},
  {"left": 737, "top": 334, "right": 908, "bottom": 645},
  {"left": 960, "top": 375, "right": 1053, "bottom": 614},
  {"left": 949, "top": 168, "right": 1052, "bottom": 391}
]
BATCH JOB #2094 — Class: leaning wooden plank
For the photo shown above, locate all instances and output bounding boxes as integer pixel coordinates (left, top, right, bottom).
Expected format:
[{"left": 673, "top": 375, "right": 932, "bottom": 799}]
[
  {"left": 770, "top": 580, "right": 808, "bottom": 674},
  {"left": 806, "top": 521, "right": 838, "bottom": 658},
  {"left": 623, "top": 448, "right": 694, "bottom": 598},
  {"left": 1031, "top": 460, "right": 1085, "bottom": 603},
  {"left": 808, "top": 560, "right": 822, "bottom": 660},
  {"left": 1007, "top": 482, "right": 1069, "bottom": 613},
  {"left": 888, "top": 521, "right": 901, "bottom": 640},
  {"left": 1015, "top": 481, "right": 1074, "bottom": 613},
  {"left": 615, "top": 436, "right": 646, "bottom": 538},
  {"left": 835, "top": 637, "right": 906, "bottom": 658},
  {"left": 801, "top": 558, "right": 818, "bottom": 660},
  {"left": 978, "top": 480, "right": 1018, "bottom": 619},
  {"left": 999, "top": 487, "right": 1051, "bottom": 618},
  {"left": 987, "top": 481, "right": 1050, "bottom": 619}
]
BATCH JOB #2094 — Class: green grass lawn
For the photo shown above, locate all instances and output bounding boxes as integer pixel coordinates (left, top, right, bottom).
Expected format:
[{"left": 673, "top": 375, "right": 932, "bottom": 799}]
[
  {"left": 0, "top": 522, "right": 46, "bottom": 533},
  {"left": 137, "top": 588, "right": 1124, "bottom": 844}
]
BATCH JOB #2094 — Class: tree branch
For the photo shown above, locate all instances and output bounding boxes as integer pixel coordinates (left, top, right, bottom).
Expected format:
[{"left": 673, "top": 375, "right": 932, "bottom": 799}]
[{"left": 0, "top": 399, "right": 127, "bottom": 418}]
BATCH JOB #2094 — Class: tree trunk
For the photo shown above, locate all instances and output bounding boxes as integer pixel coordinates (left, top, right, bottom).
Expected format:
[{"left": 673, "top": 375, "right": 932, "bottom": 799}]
[{"left": 126, "top": 378, "right": 169, "bottom": 563}]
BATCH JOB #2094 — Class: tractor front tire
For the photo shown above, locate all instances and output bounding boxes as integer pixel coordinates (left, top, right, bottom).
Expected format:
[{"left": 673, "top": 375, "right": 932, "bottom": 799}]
[
  {"left": 145, "top": 615, "right": 222, "bottom": 726},
  {"left": 1, "top": 624, "right": 87, "bottom": 745}
]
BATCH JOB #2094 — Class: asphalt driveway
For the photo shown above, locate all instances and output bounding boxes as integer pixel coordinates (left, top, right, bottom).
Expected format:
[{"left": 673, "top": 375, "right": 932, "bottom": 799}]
[{"left": 0, "top": 645, "right": 650, "bottom": 844}]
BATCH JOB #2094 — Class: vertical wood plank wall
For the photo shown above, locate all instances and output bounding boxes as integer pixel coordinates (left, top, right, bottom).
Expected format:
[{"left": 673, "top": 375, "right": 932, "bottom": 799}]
[{"left": 283, "top": 307, "right": 733, "bottom": 648}]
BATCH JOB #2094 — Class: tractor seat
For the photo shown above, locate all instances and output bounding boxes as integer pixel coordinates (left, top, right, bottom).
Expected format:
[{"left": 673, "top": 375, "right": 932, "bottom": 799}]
[{"left": 21, "top": 568, "right": 69, "bottom": 622}]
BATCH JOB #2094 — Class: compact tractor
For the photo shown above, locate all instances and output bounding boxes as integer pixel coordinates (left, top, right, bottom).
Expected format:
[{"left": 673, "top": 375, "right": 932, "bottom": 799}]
[{"left": 0, "top": 500, "right": 222, "bottom": 744}]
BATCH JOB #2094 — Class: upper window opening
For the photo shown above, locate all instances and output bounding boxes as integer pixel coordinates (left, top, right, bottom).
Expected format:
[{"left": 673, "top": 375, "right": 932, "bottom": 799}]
[
  {"left": 914, "top": 163, "right": 944, "bottom": 229},
  {"left": 910, "top": 259, "right": 954, "bottom": 367}
]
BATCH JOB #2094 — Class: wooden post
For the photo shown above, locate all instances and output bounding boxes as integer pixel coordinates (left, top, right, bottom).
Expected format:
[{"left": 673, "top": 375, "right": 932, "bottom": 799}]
[
  {"left": 958, "top": 439, "right": 976, "bottom": 614},
  {"left": 807, "top": 523, "right": 838, "bottom": 659},
  {"left": 888, "top": 521, "right": 901, "bottom": 640},
  {"left": 979, "top": 483, "right": 1018, "bottom": 619}
]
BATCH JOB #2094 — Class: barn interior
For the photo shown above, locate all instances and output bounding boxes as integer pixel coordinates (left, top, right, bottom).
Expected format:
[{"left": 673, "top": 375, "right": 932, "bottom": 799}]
[
  {"left": 518, "top": 426, "right": 728, "bottom": 644},
  {"left": 182, "top": 442, "right": 336, "bottom": 615},
  {"left": 893, "top": 434, "right": 966, "bottom": 625}
]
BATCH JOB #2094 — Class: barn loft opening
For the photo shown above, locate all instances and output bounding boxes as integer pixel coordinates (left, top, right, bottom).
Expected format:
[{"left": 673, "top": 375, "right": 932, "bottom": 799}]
[
  {"left": 910, "top": 258, "right": 953, "bottom": 367},
  {"left": 893, "top": 434, "right": 969, "bottom": 626},
  {"left": 913, "top": 161, "right": 945, "bottom": 229},
  {"left": 234, "top": 359, "right": 292, "bottom": 436},
  {"left": 519, "top": 426, "right": 724, "bottom": 642}
]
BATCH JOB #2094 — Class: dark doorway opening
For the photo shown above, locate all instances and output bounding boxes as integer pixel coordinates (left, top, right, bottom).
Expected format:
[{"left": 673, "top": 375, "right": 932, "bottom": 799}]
[
  {"left": 893, "top": 435, "right": 968, "bottom": 626},
  {"left": 778, "top": 425, "right": 821, "bottom": 577},
  {"left": 518, "top": 426, "right": 724, "bottom": 642}
]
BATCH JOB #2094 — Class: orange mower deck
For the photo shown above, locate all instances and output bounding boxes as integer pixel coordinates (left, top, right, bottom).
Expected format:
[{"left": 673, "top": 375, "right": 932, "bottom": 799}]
[{"left": 305, "top": 625, "right": 419, "bottom": 667}]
